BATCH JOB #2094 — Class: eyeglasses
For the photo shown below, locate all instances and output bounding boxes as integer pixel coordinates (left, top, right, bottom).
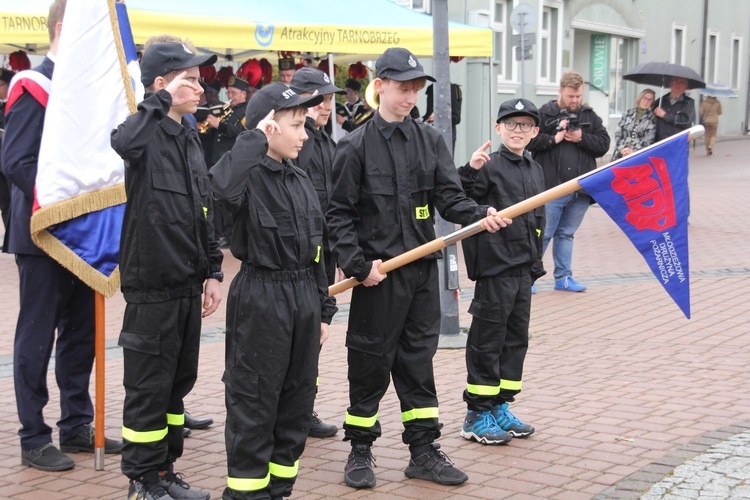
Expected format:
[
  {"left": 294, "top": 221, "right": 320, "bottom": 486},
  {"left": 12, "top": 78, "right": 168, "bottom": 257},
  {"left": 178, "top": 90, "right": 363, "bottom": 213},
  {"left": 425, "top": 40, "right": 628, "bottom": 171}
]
[{"left": 501, "top": 120, "right": 535, "bottom": 132}]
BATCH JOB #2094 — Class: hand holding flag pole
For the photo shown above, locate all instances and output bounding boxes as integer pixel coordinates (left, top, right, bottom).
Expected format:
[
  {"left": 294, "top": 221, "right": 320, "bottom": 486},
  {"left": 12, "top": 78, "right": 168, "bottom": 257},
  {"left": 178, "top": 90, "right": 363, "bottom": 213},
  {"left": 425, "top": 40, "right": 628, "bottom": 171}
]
[{"left": 330, "top": 125, "right": 703, "bottom": 320}]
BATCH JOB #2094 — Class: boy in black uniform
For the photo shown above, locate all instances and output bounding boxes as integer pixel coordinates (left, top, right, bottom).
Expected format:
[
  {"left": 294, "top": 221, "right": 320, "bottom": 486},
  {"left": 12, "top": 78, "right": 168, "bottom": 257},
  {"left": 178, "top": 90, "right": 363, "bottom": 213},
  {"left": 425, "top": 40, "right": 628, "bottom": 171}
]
[
  {"left": 327, "top": 47, "right": 508, "bottom": 490},
  {"left": 457, "top": 98, "right": 545, "bottom": 446},
  {"left": 210, "top": 83, "right": 337, "bottom": 500},
  {"left": 290, "top": 67, "right": 344, "bottom": 438},
  {"left": 111, "top": 42, "right": 223, "bottom": 500}
]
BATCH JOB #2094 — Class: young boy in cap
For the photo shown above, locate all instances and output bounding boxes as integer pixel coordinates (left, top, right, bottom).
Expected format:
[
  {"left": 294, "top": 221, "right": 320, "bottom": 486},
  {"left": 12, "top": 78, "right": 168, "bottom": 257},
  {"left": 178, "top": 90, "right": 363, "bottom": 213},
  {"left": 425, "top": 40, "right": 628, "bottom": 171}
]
[
  {"left": 290, "top": 67, "right": 345, "bottom": 439},
  {"left": 327, "top": 47, "right": 509, "bottom": 489},
  {"left": 209, "top": 82, "right": 337, "bottom": 500},
  {"left": 457, "top": 98, "right": 545, "bottom": 446},
  {"left": 111, "top": 41, "right": 223, "bottom": 500}
]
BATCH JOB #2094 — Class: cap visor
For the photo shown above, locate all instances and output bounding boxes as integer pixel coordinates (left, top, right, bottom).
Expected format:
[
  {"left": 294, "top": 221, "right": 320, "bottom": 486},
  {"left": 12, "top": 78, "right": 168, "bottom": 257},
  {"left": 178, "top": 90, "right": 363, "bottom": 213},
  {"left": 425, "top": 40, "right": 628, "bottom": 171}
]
[
  {"left": 175, "top": 53, "right": 218, "bottom": 72},
  {"left": 496, "top": 111, "right": 539, "bottom": 125},
  {"left": 291, "top": 83, "right": 345, "bottom": 96},
  {"left": 381, "top": 69, "right": 436, "bottom": 82},
  {"left": 280, "top": 93, "right": 324, "bottom": 111},
  {"left": 319, "top": 83, "right": 346, "bottom": 95}
]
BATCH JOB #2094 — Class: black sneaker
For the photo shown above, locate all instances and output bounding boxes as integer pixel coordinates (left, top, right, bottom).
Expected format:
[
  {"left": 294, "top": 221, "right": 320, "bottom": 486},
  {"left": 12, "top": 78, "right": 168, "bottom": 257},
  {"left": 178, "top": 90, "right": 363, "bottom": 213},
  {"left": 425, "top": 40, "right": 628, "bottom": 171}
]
[
  {"left": 128, "top": 479, "right": 174, "bottom": 500},
  {"left": 309, "top": 411, "right": 338, "bottom": 438},
  {"left": 404, "top": 443, "right": 468, "bottom": 485},
  {"left": 159, "top": 469, "right": 210, "bottom": 500},
  {"left": 344, "top": 443, "right": 376, "bottom": 489},
  {"left": 60, "top": 423, "right": 123, "bottom": 454},
  {"left": 21, "top": 443, "right": 75, "bottom": 471}
]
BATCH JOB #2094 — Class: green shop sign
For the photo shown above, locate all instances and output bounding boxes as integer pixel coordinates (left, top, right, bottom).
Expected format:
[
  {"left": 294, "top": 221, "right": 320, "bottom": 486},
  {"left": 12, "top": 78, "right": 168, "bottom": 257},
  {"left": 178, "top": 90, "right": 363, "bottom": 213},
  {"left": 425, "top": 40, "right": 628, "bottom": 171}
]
[{"left": 590, "top": 34, "right": 610, "bottom": 90}]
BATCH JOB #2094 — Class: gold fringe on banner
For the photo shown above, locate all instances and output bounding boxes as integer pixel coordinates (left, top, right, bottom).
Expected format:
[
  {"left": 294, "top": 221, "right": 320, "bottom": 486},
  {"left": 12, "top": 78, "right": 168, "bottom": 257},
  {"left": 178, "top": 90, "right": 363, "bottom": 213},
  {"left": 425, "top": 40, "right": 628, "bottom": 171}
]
[
  {"left": 110, "top": 0, "right": 138, "bottom": 114},
  {"left": 30, "top": 184, "right": 126, "bottom": 298}
]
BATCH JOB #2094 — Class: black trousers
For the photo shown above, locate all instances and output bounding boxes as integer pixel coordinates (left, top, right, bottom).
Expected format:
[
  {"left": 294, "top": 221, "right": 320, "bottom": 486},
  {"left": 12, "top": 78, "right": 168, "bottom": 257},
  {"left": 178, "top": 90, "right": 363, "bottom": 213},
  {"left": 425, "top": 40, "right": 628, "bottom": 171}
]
[
  {"left": 223, "top": 267, "right": 320, "bottom": 500},
  {"left": 343, "top": 260, "right": 442, "bottom": 446},
  {"left": 13, "top": 254, "right": 95, "bottom": 449},
  {"left": 463, "top": 274, "right": 531, "bottom": 411},
  {"left": 120, "top": 295, "right": 202, "bottom": 479}
]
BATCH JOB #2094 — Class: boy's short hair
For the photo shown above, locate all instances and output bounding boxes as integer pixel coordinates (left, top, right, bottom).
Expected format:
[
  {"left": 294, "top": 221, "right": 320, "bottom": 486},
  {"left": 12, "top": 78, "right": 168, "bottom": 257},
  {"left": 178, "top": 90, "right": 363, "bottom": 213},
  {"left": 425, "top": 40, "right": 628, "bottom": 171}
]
[
  {"left": 375, "top": 48, "right": 435, "bottom": 82},
  {"left": 0, "top": 68, "right": 15, "bottom": 85},
  {"left": 245, "top": 82, "right": 324, "bottom": 129},
  {"left": 559, "top": 71, "right": 584, "bottom": 90},
  {"left": 47, "top": 0, "right": 66, "bottom": 42},
  {"left": 345, "top": 79, "right": 362, "bottom": 92},
  {"left": 291, "top": 68, "right": 345, "bottom": 96},
  {"left": 140, "top": 42, "right": 217, "bottom": 88},
  {"left": 496, "top": 98, "right": 539, "bottom": 125}
]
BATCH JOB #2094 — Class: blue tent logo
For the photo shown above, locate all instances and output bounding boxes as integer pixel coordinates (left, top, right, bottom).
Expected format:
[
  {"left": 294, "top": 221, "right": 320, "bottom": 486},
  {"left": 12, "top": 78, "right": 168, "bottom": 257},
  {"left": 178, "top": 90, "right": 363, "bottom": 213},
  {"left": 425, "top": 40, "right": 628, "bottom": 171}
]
[{"left": 255, "top": 24, "right": 274, "bottom": 47}]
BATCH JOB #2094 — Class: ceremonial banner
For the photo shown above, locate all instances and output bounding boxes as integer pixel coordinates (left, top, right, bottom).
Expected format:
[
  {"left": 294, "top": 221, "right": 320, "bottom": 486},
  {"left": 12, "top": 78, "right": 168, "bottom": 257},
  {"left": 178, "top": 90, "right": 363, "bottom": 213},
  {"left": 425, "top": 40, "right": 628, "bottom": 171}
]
[
  {"left": 30, "top": 0, "right": 140, "bottom": 297},
  {"left": 579, "top": 134, "right": 691, "bottom": 318}
]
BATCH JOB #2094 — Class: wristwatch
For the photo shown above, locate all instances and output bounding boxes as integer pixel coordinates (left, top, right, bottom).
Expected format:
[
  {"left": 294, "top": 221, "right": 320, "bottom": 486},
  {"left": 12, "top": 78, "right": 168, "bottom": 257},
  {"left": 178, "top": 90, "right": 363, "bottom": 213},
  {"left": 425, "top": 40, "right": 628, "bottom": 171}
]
[{"left": 208, "top": 271, "right": 224, "bottom": 283}]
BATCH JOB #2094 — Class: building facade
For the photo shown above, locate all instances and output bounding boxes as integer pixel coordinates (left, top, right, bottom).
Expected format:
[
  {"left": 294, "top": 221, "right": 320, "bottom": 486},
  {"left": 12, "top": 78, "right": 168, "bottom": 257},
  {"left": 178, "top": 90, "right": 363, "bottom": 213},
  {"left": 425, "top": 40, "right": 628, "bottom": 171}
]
[{"left": 423, "top": 0, "right": 750, "bottom": 161}]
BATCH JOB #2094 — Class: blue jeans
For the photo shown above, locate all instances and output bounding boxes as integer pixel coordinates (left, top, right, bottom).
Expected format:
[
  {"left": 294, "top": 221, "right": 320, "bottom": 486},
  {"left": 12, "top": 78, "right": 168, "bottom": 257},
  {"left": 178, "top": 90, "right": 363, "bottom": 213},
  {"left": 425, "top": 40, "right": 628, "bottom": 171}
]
[{"left": 541, "top": 193, "right": 590, "bottom": 280}]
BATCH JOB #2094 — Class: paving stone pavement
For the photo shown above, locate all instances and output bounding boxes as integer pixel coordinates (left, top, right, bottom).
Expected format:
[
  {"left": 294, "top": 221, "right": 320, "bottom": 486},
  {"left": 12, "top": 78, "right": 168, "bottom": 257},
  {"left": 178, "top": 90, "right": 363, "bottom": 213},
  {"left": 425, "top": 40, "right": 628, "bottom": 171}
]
[{"left": 0, "top": 137, "right": 748, "bottom": 499}]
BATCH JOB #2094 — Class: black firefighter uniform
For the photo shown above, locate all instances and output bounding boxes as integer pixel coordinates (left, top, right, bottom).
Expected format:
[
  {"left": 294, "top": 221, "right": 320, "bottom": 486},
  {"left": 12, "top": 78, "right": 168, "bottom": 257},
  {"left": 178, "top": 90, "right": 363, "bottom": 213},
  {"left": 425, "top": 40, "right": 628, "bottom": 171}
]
[
  {"left": 210, "top": 129, "right": 337, "bottom": 499},
  {"left": 327, "top": 112, "right": 490, "bottom": 447},
  {"left": 110, "top": 89, "right": 223, "bottom": 479}
]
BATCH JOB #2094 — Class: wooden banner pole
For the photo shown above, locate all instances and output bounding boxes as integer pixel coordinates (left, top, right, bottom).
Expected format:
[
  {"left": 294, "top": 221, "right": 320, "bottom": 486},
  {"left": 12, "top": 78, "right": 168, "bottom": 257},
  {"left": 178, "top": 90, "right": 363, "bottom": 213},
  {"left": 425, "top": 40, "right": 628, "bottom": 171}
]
[
  {"left": 94, "top": 292, "right": 105, "bottom": 470},
  {"left": 329, "top": 126, "right": 704, "bottom": 297}
]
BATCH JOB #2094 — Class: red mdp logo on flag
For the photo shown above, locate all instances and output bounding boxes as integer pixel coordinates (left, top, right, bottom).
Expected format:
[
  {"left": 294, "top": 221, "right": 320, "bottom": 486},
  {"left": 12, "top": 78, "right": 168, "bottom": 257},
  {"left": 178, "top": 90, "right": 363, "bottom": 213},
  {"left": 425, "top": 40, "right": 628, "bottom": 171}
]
[
  {"left": 611, "top": 158, "right": 676, "bottom": 232},
  {"left": 579, "top": 134, "right": 691, "bottom": 318}
]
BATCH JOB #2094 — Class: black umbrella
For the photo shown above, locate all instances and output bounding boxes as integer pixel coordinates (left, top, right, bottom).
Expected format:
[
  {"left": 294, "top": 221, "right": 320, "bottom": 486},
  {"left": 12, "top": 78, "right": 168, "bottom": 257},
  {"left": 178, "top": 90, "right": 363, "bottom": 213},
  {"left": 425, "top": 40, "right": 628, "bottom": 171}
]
[{"left": 623, "top": 61, "right": 706, "bottom": 89}]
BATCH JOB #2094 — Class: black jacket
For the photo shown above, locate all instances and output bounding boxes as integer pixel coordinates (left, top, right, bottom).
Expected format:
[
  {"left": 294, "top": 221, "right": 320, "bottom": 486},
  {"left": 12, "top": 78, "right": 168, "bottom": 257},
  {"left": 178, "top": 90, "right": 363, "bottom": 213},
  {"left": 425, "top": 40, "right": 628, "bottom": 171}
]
[
  {"left": 458, "top": 146, "right": 546, "bottom": 281},
  {"left": 208, "top": 100, "right": 247, "bottom": 165},
  {"left": 327, "top": 111, "right": 488, "bottom": 282},
  {"left": 295, "top": 117, "right": 335, "bottom": 212},
  {"left": 209, "top": 129, "right": 337, "bottom": 324},
  {"left": 1, "top": 57, "right": 54, "bottom": 255},
  {"left": 527, "top": 100, "right": 611, "bottom": 190},
  {"left": 654, "top": 93, "right": 695, "bottom": 142},
  {"left": 111, "top": 90, "right": 223, "bottom": 303}
]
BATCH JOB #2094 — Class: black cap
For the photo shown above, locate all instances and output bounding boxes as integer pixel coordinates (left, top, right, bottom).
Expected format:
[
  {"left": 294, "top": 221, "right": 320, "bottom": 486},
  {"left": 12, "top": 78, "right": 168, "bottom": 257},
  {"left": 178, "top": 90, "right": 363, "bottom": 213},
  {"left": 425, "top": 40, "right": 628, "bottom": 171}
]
[
  {"left": 0, "top": 68, "right": 15, "bottom": 85},
  {"left": 375, "top": 48, "right": 435, "bottom": 82},
  {"left": 140, "top": 42, "right": 217, "bottom": 87},
  {"left": 345, "top": 79, "right": 361, "bottom": 92},
  {"left": 228, "top": 76, "right": 249, "bottom": 91},
  {"left": 291, "top": 67, "right": 345, "bottom": 95},
  {"left": 278, "top": 58, "right": 295, "bottom": 71},
  {"left": 496, "top": 98, "right": 539, "bottom": 125},
  {"left": 245, "top": 82, "right": 324, "bottom": 129}
]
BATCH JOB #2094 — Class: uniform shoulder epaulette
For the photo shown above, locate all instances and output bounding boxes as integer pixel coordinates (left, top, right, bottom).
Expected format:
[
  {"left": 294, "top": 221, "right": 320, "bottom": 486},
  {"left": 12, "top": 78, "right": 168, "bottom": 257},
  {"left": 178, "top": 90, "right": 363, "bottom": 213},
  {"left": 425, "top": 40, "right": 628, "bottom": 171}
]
[{"left": 5, "top": 69, "right": 52, "bottom": 112}]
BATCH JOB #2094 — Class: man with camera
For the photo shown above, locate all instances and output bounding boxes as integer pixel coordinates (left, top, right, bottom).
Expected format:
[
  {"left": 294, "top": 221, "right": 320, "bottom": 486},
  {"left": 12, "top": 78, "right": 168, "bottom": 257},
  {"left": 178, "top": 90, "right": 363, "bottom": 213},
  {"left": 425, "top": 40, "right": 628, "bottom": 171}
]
[{"left": 527, "top": 71, "right": 610, "bottom": 293}]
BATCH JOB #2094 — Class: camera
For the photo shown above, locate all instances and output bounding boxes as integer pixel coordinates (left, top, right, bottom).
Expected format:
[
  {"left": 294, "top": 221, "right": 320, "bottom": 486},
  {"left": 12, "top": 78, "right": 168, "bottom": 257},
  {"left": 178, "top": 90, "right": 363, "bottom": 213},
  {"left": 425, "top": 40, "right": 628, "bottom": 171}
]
[{"left": 555, "top": 110, "right": 582, "bottom": 132}]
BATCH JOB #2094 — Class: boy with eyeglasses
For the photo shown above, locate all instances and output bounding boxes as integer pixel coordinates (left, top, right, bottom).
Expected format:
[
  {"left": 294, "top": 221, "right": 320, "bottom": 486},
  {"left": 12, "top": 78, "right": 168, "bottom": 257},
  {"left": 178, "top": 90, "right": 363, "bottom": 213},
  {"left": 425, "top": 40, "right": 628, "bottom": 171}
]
[{"left": 457, "top": 98, "right": 546, "bottom": 445}]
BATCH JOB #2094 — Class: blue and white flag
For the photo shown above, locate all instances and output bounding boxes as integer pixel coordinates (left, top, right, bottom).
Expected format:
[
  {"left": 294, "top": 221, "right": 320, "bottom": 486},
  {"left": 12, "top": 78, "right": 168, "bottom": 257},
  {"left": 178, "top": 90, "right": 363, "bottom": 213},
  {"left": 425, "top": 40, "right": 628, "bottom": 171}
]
[
  {"left": 31, "top": 0, "right": 141, "bottom": 297},
  {"left": 579, "top": 133, "right": 691, "bottom": 318}
]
